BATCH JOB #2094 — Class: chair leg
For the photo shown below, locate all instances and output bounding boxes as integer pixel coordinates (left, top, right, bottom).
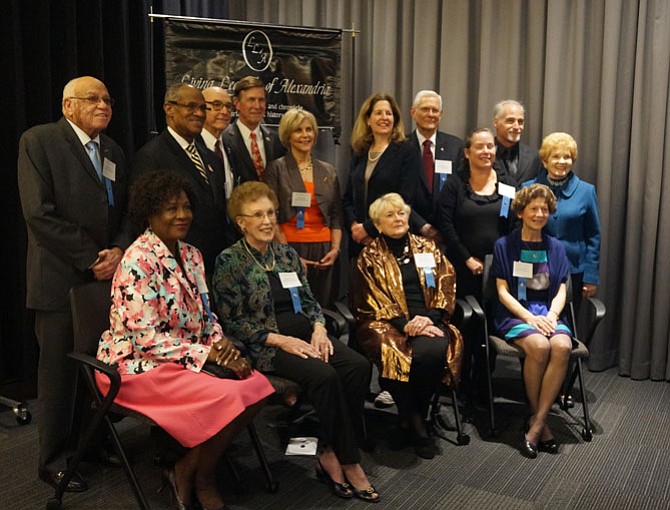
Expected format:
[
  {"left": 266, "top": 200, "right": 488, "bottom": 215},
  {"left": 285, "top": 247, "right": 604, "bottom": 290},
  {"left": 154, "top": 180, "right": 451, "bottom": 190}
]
[
  {"left": 450, "top": 388, "right": 470, "bottom": 445},
  {"left": 575, "top": 358, "right": 593, "bottom": 441},
  {"left": 247, "top": 424, "right": 279, "bottom": 493},
  {"left": 485, "top": 345, "right": 497, "bottom": 437}
]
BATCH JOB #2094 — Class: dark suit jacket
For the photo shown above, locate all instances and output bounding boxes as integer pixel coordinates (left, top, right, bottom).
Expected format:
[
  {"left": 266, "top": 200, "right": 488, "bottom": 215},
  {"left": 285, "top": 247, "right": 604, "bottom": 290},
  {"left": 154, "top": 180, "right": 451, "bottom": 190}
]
[
  {"left": 493, "top": 140, "right": 542, "bottom": 187},
  {"left": 264, "top": 152, "right": 343, "bottom": 230},
  {"left": 409, "top": 130, "right": 464, "bottom": 224},
  {"left": 132, "top": 129, "right": 232, "bottom": 274},
  {"left": 222, "top": 121, "right": 286, "bottom": 184},
  {"left": 342, "top": 140, "right": 425, "bottom": 246},
  {"left": 18, "top": 117, "right": 133, "bottom": 311}
]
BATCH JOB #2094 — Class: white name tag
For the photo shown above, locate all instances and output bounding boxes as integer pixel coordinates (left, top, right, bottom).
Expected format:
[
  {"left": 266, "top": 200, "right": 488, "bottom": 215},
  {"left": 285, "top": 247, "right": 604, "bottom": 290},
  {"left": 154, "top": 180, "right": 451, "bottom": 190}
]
[
  {"left": 102, "top": 159, "right": 116, "bottom": 181},
  {"left": 195, "top": 272, "right": 209, "bottom": 295},
  {"left": 435, "top": 160, "right": 452, "bottom": 174},
  {"left": 498, "top": 182, "right": 516, "bottom": 198},
  {"left": 513, "top": 261, "right": 534, "bottom": 278},
  {"left": 291, "top": 192, "right": 311, "bottom": 208},
  {"left": 278, "top": 272, "right": 302, "bottom": 288},
  {"left": 413, "top": 253, "right": 436, "bottom": 268}
]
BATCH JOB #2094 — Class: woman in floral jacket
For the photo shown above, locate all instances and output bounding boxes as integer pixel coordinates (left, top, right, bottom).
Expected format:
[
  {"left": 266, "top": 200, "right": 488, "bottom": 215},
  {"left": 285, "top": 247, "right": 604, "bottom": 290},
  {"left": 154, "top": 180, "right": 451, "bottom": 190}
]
[{"left": 96, "top": 170, "right": 273, "bottom": 510}]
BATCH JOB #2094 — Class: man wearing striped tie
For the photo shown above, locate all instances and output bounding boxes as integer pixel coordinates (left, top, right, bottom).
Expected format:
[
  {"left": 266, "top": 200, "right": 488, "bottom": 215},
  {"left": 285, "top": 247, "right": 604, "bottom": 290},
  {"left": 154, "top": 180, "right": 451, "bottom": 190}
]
[{"left": 133, "top": 83, "right": 233, "bottom": 276}]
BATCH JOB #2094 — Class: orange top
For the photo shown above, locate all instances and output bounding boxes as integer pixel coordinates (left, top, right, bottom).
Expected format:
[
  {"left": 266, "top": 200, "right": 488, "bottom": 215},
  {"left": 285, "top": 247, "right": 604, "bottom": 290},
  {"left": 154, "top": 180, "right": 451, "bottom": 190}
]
[{"left": 281, "top": 181, "right": 331, "bottom": 243}]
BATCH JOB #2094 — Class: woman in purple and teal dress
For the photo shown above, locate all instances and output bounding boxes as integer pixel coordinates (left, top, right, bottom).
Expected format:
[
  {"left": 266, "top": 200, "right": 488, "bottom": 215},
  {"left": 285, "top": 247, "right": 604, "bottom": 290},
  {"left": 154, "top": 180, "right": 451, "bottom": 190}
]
[{"left": 492, "top": 184, "right": 572, "bottom": 459}]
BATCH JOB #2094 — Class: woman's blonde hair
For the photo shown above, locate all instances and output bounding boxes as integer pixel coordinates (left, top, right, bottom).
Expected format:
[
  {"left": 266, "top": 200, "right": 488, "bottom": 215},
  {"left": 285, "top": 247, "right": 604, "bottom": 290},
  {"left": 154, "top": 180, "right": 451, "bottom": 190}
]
[
  {"left": 278, "top": 108, "right": 318, "bottom": 148},
  {"left": 539, "top": 132, "right": 578, "bottom": 164},
  {"left": 350, "top": 93, "right": 405, "bottom": 155},
  {"left": 368, "top": 193, "right": 411, "bottom": 225}
]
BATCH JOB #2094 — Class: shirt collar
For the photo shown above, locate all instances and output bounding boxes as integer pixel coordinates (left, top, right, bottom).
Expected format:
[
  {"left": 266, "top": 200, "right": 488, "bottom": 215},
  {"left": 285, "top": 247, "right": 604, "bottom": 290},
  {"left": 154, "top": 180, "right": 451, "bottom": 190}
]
[
  {"left": 66, "top": 118, "right": 100, "bottom": 147},
  {"left": 167, "top": 126, "right": 193, "bottom": 150},
  {"left": 200, "top": 127, "right": 220, "bottom": 152},
  {"left": 236, "top": 120, "right": 261, "bottom": 140},
  {"left": 416, "top": 130, "right": 437, "bottom": 147}
]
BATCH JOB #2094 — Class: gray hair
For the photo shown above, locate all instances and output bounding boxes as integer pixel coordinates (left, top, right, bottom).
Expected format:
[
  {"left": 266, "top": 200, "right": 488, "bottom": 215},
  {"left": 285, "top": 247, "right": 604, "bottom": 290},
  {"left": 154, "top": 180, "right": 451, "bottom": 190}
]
[
  {"left": 493, "top": 99, "right": 525, "bottom": 120},
  {"left": 413, "top": 90, "right": 443, "bottom": 110}
]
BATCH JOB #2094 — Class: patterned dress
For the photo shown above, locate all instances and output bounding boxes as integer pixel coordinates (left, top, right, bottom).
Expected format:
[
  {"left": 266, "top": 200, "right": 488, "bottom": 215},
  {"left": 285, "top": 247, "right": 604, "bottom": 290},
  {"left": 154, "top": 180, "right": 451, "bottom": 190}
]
[{"left": 95, "top": 229, "right": 273, "bottom": 447}]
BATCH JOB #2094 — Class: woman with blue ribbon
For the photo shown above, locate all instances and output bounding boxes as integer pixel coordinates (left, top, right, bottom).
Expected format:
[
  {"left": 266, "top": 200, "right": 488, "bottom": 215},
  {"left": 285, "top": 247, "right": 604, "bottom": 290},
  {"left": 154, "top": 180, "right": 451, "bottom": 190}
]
[
  {"left": 492, "top": 183, "right": 573, "bottom": 459},
  {"left": 212, "top": 182, "right": 379, "bottom": 503},
  {"left": 352, "top": 193, "right": 463, "bottom": 460}
]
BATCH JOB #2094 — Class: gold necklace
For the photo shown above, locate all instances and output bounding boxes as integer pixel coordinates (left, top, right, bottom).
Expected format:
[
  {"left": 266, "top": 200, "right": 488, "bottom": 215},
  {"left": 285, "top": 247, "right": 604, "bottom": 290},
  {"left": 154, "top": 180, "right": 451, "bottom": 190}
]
[
  {"left": 298, "top": 158, "right": 313, "bottom": 176},
  {"left": 243, "top": 239, "right": 276, "bottom": 271}
]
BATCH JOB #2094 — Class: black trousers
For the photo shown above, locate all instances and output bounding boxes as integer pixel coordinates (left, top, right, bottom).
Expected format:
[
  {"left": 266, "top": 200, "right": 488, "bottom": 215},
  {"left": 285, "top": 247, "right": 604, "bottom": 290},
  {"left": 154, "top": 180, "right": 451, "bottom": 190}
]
[
  {"left": 271, "top": 339, "right": 370, "bottom": 464},
  {"left": 380, "top": 335, "right": 448, "bottom": 421},
  {"left": 34, "top": 310, "right": 78, "bottom": 472}
]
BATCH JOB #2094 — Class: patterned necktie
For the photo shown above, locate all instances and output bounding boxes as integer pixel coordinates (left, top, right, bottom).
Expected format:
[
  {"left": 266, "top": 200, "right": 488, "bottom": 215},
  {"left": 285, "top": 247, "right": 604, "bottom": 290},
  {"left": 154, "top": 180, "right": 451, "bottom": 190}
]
[
  {"left": 186, "top": 143, "right": 209, "bottom": 184},
  {"left": 422, "top": 139, "right": 434, "bottom": 191},
  {"left": 250, "top": 131, "right": 265, "bottom": 180},
  {"left": 85, "top": 140, "right": 103, "bottom": 181}
]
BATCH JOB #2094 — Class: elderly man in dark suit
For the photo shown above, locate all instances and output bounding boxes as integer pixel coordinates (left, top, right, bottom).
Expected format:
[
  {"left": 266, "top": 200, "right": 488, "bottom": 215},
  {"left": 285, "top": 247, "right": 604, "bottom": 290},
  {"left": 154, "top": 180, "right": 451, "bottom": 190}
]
[
  {"left": 201, "top": 86, "right": 236, "bottom": 200},
  {"left": 492, "top": 99, "right": 542, "bottom": 187},
  {"left": 133, "top": 83, "right": 233, "bottom": 275},
  {"left": 408, "top": 90, "right": 464, "bottom": 240},
  {"left": 222, "top": 76, "right": 286, "bottom": 183},
  {"left": 18, "top": 76, "right": 133, "bottom": 491}
]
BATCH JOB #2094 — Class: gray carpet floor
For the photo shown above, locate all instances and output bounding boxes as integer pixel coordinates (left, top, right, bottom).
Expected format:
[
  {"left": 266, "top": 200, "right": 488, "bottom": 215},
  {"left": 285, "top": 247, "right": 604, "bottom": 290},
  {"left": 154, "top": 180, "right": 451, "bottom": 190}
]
[{"left": 2, "top": 364, "right": 670, "bottom": 510}]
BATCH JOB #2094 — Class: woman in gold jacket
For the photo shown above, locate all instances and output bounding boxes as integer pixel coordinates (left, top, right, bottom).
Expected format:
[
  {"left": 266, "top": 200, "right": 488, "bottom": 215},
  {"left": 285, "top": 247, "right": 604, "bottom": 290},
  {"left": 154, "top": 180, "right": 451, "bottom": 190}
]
[{"left": 353, "top": 193, "right": 463, "bottom": 459}]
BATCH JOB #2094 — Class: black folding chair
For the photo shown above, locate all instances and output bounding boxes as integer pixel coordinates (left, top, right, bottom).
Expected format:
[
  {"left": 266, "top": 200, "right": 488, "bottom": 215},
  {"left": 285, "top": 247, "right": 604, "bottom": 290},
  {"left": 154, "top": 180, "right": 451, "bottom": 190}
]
[
  {"left": 46, "top": 280, "right": 277, "bottom": 510},
  {"left": 466, "top": 254, "right": 606, "bottom": 441}
]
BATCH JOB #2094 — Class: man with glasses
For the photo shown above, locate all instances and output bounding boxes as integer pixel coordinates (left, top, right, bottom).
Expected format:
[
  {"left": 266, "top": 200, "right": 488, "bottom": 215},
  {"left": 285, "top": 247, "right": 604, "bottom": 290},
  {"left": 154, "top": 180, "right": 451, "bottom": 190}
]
[
  {"left": 18, "top": 76, "right": 133, "bottom": 491},
  {"left": 223, "top": 76, "right": 285, "bottom": 183},
  {"left": 200, "top": 86, "right": 236, "bottom": 199},
  {"left": 133, "top": 83, "right": 233, "bottom": 275}
]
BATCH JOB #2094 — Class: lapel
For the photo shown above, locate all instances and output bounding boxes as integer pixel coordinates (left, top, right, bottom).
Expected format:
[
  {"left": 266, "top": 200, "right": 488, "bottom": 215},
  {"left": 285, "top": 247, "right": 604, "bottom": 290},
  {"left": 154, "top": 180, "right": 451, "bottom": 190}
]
[
  {"left": 148, "top": 230, "right": 199, "bottom": 304},
  {"left": 162, "top": 130, "right": 212, "bottom": 192},
  {"left": 228, "top": 122, "right": 256, "bottom": 178},
  {"left": 59, "top": 118, "right": 104, "bottom": 186},
  {"left": 284, "top": 152, "right": 307, "bottom": 193},
  {"left": 194, "top": 137, "right": 220, "bottom": 203}
]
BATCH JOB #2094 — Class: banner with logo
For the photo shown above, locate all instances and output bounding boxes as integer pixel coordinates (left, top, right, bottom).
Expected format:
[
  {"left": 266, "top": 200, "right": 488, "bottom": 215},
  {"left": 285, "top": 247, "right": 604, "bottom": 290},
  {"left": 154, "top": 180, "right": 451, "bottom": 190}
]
[{"left": 164, "top": 20, "right": 342, "bottom": 135}]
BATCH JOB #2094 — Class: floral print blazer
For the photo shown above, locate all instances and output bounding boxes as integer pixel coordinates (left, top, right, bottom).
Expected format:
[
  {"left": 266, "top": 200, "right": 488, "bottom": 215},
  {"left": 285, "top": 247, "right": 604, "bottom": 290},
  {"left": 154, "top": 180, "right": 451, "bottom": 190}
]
[
  {"left": 212, "top": 240, "right": 325, "bottom": 372},
  {"left": 97, "top": 229, "right": 221, "bottom": 375}
]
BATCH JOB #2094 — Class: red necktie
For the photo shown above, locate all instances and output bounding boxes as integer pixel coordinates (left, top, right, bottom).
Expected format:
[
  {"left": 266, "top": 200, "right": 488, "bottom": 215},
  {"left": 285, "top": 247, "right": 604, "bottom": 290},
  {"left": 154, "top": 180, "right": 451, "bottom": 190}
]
[
  {"left": 214, "top": 139, "right": 224, "bottom": 163},
  {"left": 422, "top": 139, "right": 434, "bottom": 191},
  {"left": 250, "top": 132, "right": 264, "bottom": 180}
]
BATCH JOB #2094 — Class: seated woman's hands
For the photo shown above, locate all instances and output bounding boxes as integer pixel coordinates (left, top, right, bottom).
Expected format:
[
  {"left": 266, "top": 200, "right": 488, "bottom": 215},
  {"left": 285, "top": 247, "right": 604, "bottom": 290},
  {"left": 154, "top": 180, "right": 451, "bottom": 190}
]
[
  {"left": 208, "top": 338, "right": 253, "bottom": 379},
  {"left": 403, "top": 315, "right": 445, "bottom": 338},
  {"left": 267, "top": 332, "right": 321, "bottom": 360},
  {"left": 525, "top": 313, "right": 557, "bottom": 336},
  {"left": 310, "top": 323, "right": 334, "bottom": 362}
]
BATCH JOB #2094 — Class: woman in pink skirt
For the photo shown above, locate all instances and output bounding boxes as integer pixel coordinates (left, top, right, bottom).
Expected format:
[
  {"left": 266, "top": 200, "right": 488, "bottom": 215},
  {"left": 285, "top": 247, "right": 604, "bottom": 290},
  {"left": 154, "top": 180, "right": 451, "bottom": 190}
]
[{"left": 96, "top": 170, "right": 274, "bottom": 510}]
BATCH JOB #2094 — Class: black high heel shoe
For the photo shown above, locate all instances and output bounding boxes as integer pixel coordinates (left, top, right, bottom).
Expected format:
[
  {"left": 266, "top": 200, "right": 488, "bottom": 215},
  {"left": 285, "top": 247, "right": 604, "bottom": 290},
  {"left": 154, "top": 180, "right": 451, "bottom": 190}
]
[
  {"left": 350, "top": 484, "right": 381, "bottom": 503},
  {"left": 520, "top": 433, "right": 538, "bottom": 459},
  {"left": 159, "top": 467, "right": 189, "bottom": 510},
  {"left": 316, "top": 460, "right": 353, "bottom": 499},
  {"left": 538, "top": 438, "right": 559, "bottom": 454}
]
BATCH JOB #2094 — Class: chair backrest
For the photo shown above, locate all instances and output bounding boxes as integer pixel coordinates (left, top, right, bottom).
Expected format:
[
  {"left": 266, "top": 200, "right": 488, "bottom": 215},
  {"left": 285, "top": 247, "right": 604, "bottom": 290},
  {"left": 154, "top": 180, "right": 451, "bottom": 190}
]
[{"left": 69, "top": 280, "right": 113, "bottom": 356}]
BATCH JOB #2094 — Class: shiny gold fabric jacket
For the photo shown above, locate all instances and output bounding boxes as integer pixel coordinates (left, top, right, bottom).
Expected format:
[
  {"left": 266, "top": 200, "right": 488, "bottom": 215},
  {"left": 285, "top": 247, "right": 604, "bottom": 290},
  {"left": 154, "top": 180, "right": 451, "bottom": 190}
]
[{"left": 352, "top": 234, "right": 463, "bottom": 386}]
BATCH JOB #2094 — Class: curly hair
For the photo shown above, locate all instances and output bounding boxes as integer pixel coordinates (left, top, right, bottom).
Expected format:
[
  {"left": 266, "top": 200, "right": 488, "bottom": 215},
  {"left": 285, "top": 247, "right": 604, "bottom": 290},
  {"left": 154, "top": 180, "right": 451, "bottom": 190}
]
[
  {"left": 128, "top": 170, "right": 197, "bottom": 229},
  {"left": 350, "top": 93, "right": 405, "bottom": 155},
  {"left": 227, "top": 181, "right": 279, "bottom": 231},
  {"left": 511, "top": 183, "right": 557, "bottom": 216}
]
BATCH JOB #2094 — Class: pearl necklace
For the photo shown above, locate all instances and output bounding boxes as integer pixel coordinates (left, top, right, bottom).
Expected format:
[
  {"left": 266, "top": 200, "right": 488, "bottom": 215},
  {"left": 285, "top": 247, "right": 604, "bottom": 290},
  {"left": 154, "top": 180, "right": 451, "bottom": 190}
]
[
  {"left": 243, "top": 239, "right": 276, "bottom": 271},
  {"left": 368, "top": 144, "right": 389, "bottom": 162}
]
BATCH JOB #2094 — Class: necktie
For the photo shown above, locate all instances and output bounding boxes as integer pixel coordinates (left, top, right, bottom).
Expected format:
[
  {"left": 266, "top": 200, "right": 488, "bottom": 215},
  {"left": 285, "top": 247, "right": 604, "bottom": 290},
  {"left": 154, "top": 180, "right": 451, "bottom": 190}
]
[
  {"left": 250, "top": 131, "right": 265, "bottom": 180},
  {"left": 186, "top": 143, "right": 209, "bottom": 184},
  {"left": 85, "top": 140, "right": 103, "bottom": 181},
  {"left": 214, "top": 139, "right": 224, "bottom": 163},
  {"left": 422, "top": 139, "right": 434, "bottom": 191},
  {"left": 503, "top": 147, "right": 518, "bottom": 176}
]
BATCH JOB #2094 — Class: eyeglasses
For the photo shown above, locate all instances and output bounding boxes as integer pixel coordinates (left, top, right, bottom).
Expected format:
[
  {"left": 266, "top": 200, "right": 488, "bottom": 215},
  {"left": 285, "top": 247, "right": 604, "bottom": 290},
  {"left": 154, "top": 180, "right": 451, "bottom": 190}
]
[
  {"left": 68, "top": 96, "right": 115, "bottom": 106},
  {"left": 167, "top": 101, "right": 210, "bottom": 113},
  {"left": 239, "top": 210, "right": 277, "bottom": 221},
  {"left": 205, "top": 100, "right": 234, "bottom": 112}
]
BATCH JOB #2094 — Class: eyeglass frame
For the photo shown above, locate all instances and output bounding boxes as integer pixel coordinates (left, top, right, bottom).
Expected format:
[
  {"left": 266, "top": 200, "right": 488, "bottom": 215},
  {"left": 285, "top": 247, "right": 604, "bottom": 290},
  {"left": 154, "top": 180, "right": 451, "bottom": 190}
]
[
  {"left": 205, "top": 100, "right": 234, "bottom": 112},
  {"left": 167, "top": 100, "right": 210, "bottom": 114},
  {"left": 67, "top": 96, "right": 115, "bottom": 107},
  {"left": 237, "top": 210, "right": 278, "bottom": 221}
]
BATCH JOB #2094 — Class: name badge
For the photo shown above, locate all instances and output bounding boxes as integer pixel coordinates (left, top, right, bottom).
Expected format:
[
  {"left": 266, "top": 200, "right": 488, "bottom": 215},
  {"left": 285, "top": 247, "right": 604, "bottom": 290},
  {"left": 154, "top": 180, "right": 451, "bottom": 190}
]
[
  {"left": 291, "top": 192, "right": 311, "bottom": 208},
  {"left": 195, "top": 272, "right": 209, "bottom": 295},
  {"left": 102, "top": 159, "right": 116, "bottom": 181},
  {"left": 435, "top": 160, "right": 452, "bottom": 174},
  {"left": 278, "top": 272, "right": 302, "bottom": 288},
  {"left": 513, "top": 261, "right": 534, "bottom": 278},
  {"left": 498, "top": 182, "right": 515, "bottom": 198},
  {"left": 413, "top": 253, "right": 436, "bottom": 268}
]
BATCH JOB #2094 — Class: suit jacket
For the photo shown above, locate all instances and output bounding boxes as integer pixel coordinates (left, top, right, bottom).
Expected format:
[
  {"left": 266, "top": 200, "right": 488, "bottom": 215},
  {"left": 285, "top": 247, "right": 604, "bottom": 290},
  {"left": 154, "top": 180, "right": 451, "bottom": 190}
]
[
  {"left": 132, "top": 129, "right": 232, "bottom": 274},
  {"left": 409, "top": 130, "right": 464, "bottom": 224},
  {"left": 342, "top": 140, "right": 425, "bottom": 245},
  {"left": 97, "top": 229, "right": 220, "bottom": 375},
  {"left": 492, "top": 140, "right": 542, "bottom": 187},
  {"left": 222, "top": 121, "right": 286, "bottom": 184},
  {"left": 18, "top": 117, "right": 133, "bottom": 311},
  {"left": 264, "top": 152, "right": 343, "bottom": 230}
]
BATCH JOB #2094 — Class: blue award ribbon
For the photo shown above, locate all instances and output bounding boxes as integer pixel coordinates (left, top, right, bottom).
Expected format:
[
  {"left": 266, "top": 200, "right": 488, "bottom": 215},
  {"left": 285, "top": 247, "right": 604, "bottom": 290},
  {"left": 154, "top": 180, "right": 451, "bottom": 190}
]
[
  {"left": 200, "top": 292, "right": 215, "bottom": 323},
  {"left": 289, "top": 287, "right": 303, "bottom": 314},
  {"left": 500, "top": 196, "right": 510, "bottom": 217},
  {"left": 296, "top": 207, "right": 305, "bottom": 229},
  {"left": 105, "top": 177, "right": 115, "bottom": 207},
  {"left": 517, "top": 278, "right": 527, "bottom": 301},
  {"left": 424, "top": 267, "right": 436, "bottom": 288},
  {"left": 439, "top": 173, "right": 448, "bottom": 192}
]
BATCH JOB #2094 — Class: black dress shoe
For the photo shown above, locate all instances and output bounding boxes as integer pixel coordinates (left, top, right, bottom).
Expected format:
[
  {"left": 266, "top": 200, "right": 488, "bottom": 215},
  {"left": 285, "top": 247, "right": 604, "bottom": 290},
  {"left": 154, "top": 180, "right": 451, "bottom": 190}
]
[
  {"left": 315, "top": 460, "right": 353, "bottom": 499},
  {"left": 413, "top": 436, "right": 436, "bottom": 460},
  {"left": 39, "top": 468, "right": 89, "bottom": 492},
  {"left": 520, "top": 435, "right": 538, "bottom": 459},
  {"left": 538, "top": 439, "right": 559, "bottom": 454}
]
